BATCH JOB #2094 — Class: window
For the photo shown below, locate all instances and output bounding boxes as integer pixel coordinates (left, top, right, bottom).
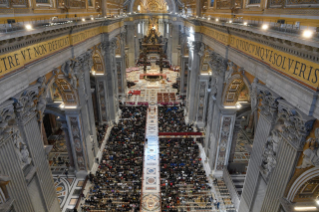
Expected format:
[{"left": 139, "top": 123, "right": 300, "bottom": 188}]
[
  {"left": 249, "top": 0, "right": 261, "bottom": 4},
  {"left": 210, "top": 0, "right": 214, "bottom": 7},
  {"left": 36, "top": 0, "right": 49, "bottom": 3}
]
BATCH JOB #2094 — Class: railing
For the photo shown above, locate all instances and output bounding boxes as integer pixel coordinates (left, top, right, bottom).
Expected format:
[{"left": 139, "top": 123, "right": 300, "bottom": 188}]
[
  {"left": 0, "top": 15, "right": 125, "bottom": 34},
  {"left": 198, "top": 16, "right": 319, "bottom": 41},
  {"left": 223, "top": 167, "right": 240, "bottom": 211}
]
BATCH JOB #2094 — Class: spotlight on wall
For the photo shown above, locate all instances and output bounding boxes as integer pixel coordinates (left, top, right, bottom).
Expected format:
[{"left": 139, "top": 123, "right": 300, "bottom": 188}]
[
  {"left": 216, "top": 18, "right": 219, "bottom": 22},
  {"left": 302, "top": 29, "right": 313, "bottom": 38},
  {"left": 25, "top": 24, "right": 32, "bottom": 30},
  {"left": 82, "top": 18, "right": 85, "bottom": 22},
  {"left": 243, "top": 22, "right": 248, "bottom": 26},
  {"left": 236, "top": 102, "right": 242, "bottom": 109},
  {"left": 262, "top": 24, "right": 269, "bottom": 30},
  {"left": 59, "top": 103, "right": 65, "bottom": 109}
]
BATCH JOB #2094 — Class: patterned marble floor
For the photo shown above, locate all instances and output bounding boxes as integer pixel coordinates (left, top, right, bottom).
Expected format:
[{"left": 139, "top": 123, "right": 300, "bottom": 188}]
[
  {"left": 141, "top": 104, "right": 161, "bottom": 212},
  {"left": 126, "top": 67, "right": 180, "bottom": 105}
]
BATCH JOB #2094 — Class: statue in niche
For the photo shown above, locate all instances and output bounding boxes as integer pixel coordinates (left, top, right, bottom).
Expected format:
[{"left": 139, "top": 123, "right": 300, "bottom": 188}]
[
  {"left": 12, "top": 127, "right": 31, "bottom": 167},
  {"left": 297, "top": 137, "right": 319, "bottom": 168}
]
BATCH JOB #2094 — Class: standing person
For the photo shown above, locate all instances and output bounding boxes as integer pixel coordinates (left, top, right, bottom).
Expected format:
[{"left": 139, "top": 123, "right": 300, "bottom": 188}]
[
  {"left": 216, "top": 201, "right": 220, "bottom": 209},
  {"left": 64, "top": 169, "right": 69, "bottom": 178},
  {"left": 57, "top": 175, "right": 61, "bottom": 182}
]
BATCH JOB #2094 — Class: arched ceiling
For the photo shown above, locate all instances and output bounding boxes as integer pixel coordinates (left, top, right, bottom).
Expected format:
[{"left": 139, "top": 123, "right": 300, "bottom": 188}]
[{"left": 128, "top": 0, "right": 176, "bottom": 13}]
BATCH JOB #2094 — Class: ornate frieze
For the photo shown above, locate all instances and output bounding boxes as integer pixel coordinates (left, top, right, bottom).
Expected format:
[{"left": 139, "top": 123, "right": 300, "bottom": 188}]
[
  {"left": 11, "top": 85, "right": 39, "bottom": 121},
  {"left": 0, "top": 100, "right": 32, "bottom": 168},
  {"left": 297, "top": 130, "right": 319, "bottom": 169},
  {"left": 259, "top": 92, "right": 315, "bottom": 179},
  {"left": 277, "top": 100, "right": 315, "bottom": 150},
  {"left": 257, "top": 85, "right": 281, "bottom": 119},
  {"left": 0, "top": 101, "right": 15, "bottom": 143}
]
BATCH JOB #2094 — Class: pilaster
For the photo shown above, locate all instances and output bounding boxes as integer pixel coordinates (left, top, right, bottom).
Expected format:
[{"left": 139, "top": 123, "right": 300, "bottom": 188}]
[
  {"left": 239, "top": 84, "right": 281, "bottom": 212},
  {"left": 12, "top": 85, "right": 60, "bottom": 212},
  {"left": 99, "top": 39, "right": 120, "bottom": 124},
  {"left": 185, "top": 41, "right": 204, "bottom": 124}
]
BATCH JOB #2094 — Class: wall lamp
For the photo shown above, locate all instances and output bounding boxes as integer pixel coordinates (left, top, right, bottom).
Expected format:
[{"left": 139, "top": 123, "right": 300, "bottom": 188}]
[
  {"left": 261, "top": 24, "right": 269, "bottom": 30},
  {"left": 25, "top": 24, "right": 32, "bottom": 30}
]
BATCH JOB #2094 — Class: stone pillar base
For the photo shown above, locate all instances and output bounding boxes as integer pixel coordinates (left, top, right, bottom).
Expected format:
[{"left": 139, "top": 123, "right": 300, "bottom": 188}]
[
  {"left": 212, "top": 170, "right": 223, "bottom": 178},
  {"left": 75, "top": 170, "right": 88, "bottom": 179}
]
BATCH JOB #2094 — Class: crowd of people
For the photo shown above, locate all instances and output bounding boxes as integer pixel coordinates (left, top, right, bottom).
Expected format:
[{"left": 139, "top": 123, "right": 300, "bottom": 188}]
[
  {"left": 96, "top": 124, "right": 108, "bottom": 147},
  {"left": 160, "top": 137, "right": 215, "bottom": 211},
  {"left": 158, "top": 106, "right": 194, "bottom": 132},
  {"left": 81, "top": 106, "right": 147, "bottom": 212}
]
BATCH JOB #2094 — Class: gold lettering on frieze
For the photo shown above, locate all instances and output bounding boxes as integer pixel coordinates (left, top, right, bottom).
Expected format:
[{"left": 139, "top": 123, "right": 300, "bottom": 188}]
[
  {"left": 0, "top": 35, "right": 70, "bottom": 78},
  {"left": 201, "top": 27, "right": 229, "bottom": 45},
  {"left": 229, "top": 35, "right": 319, "bottom": 89},
  {"left": 201, "top": 26, "right": 319, "bottom": 90},
  {"left": 0, "top": 22, "right": 124, "bottom": 78},
  {"left": 70, "top": 27, "right": 101, "bottom": 45}
]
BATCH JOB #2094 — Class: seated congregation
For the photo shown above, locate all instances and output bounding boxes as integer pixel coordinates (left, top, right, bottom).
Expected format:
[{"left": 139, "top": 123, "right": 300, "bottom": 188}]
[
  {"left": 158, "top": 106, "right": 195, "bottom": 132},
  {"left": 160, "top": 137, "right": 214, "bottom": 211},
  {"left": 81, "top": 106, "right": 147, "bottom": 212}
]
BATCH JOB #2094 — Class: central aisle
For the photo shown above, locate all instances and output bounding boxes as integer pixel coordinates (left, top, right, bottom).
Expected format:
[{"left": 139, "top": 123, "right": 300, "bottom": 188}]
[{"left": 141, "top": 102, "right": 161, "bottom": 212}]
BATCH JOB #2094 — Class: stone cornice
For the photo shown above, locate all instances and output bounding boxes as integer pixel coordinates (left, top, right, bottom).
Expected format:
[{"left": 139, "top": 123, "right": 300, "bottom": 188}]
[{"left": 0, "top": 18, "right": 123, "bottom": 54}]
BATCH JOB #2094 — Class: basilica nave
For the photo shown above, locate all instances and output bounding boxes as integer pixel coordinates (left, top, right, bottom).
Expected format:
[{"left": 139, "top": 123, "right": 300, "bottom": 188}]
[{"left": 0, "top": 0, "right": 319, "bottom": 211}]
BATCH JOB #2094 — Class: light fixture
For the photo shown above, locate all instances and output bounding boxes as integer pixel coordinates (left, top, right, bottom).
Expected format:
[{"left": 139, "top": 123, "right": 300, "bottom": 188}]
[
  {"left": 91, "top": 17, "right": 94, "bottom": 20},
  {"left": 25, "top": 24, "right": 32, "bottom": 30},
  {"left": 243, "top": 22, "right": 247, "bottom": 26},
  {"left": 216, "top": 18, "right": 219, "bottom": 22},
  {"left": 316, "top": 199, "right": 319, "bottom": 205},
  {"left": 64, "top": 105, "right": 77, "bottom": 109},
  {"left": 229, "top": 20, "right": 232, "bottom": 23},
  {"left": 95, "top": 73, "right": 104, "bottom": 76},
  {"left": 236, "top": 102, "right": 242, "bottom": 109},
  {"left": 59, "top": 103, "right": 65, "bottom": 109},
  {"left": 294, "top": 207, "right": 317, "bottom": 211},
  {"left": 82, "top": 18, "right": 85, "bottom": 22},
  {"left": 303, "top": 29, "right": 313, "bottom": 38},
  {"left": 262, "top": 24, "right": 268, "bottom": 30}
]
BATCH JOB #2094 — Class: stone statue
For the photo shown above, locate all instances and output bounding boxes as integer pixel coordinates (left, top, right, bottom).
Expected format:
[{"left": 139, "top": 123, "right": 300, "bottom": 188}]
[
  {"left": 21, "top": 144, "right": 31, "bottom": 165},
  {"left": 12, "top": 126, "right": 31, "bottom": 167},
  {"left": 225, "top": 62, "right": 234, "bottom": 82},
  {"left": 297, "top": 138, "right": 319, "bottom": 168}
]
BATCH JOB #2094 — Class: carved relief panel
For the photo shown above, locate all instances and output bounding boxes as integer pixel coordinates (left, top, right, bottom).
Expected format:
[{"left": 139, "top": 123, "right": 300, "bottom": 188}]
[
  {"left": 69, "top": 117, "right": 86, "bottom": 171},
  {"left": 98, "top": 81, "right": 107, "bottom": 122},
  {"left": 216, "top": 116, "right": 235, "bottom": 171}
]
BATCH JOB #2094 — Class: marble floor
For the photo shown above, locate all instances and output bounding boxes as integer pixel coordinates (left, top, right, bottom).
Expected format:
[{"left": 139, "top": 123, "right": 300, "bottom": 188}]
[
  {"left": 141, "top": 104, "right": 161, "bottom": 212},
  {"left": 126, "top": 66, "right": 180, "bottom": 105}
]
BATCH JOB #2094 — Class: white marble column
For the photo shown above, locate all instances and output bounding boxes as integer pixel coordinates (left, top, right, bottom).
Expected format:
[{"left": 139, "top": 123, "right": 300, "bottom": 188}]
[{"left": 185, "top": 41, "right": 204, "bottom": 124}]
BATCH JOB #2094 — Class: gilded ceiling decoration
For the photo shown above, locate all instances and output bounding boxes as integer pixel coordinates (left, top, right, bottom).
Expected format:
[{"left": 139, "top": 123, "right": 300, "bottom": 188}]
[{"left": 134, "top": 0, "right": 168, "bottom": 13}]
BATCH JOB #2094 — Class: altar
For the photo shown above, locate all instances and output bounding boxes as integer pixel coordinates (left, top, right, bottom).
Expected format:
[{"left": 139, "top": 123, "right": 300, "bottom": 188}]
[{"left": 140, "top": 73, "right": 167, "bottom": 81}]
